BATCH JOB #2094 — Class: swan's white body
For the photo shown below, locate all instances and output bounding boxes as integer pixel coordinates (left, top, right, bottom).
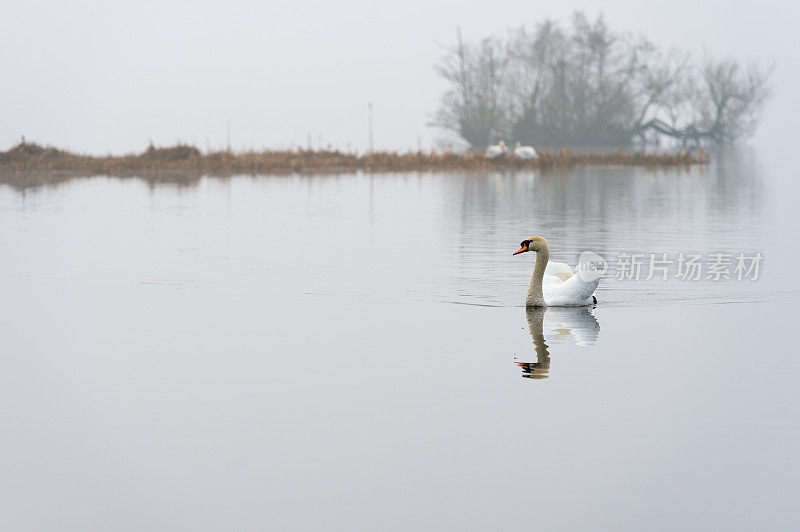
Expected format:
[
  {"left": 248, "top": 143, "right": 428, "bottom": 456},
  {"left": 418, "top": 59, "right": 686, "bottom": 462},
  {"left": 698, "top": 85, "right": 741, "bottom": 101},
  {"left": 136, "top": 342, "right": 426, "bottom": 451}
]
[
  {"left": 513, "top": 142, "right": 537, "bottom": 160},
  {"left": 515, "top": 236, "right": 599, "bottom": 307},
  {"left": 485, "top": 141, "right": 507, "bottom": 159},
  {"left": 539, "top": 261, "right": 599, "bottom": 306}
]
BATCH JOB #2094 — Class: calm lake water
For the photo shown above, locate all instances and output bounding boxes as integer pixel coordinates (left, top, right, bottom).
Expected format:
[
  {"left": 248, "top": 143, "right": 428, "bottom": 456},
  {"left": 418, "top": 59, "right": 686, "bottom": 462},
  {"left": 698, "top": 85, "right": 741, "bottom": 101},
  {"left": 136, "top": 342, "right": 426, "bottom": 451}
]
[{"left": 1, "top": 148, "right": 798, "bottom": 530}]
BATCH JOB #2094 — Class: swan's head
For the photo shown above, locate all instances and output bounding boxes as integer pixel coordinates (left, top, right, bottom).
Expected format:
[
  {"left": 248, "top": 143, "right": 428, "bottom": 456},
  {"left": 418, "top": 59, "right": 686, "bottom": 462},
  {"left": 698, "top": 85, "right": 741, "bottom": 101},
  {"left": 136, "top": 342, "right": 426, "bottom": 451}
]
[
  {"left": 514, "top": 141, "right": 521, "bottom": 148},
  {"left": 513, "top": 235, "right": 547, "bottom": 255},
  {"left": 498, "top": 140, "right": 506, "bottom": 148}
]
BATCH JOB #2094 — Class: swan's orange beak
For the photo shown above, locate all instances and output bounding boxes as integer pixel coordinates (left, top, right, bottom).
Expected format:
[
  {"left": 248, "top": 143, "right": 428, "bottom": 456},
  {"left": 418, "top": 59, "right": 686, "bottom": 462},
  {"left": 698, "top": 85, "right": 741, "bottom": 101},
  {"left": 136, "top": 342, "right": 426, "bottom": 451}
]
[{"left": 513, "top": 245, "right": 528, "bottom": 255}]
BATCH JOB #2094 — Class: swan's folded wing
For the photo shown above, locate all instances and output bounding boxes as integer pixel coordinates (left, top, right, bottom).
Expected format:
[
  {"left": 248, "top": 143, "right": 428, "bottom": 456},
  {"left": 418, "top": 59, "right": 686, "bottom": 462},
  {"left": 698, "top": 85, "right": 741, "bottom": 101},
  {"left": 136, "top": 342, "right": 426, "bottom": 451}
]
[{"left": 545, "top": 261, "right": 575, "bottom": 282}]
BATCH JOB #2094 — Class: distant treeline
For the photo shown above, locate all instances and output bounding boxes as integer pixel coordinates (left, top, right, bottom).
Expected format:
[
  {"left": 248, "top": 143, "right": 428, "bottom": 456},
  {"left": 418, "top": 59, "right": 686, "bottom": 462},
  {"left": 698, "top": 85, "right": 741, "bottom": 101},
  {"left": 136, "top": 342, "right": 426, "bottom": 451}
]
[
  {"left": 434, "top": 12, "right": 772, "bottom": 149},
  {"left": 0, "top": 141, "right": 706, "bottom": 177}
]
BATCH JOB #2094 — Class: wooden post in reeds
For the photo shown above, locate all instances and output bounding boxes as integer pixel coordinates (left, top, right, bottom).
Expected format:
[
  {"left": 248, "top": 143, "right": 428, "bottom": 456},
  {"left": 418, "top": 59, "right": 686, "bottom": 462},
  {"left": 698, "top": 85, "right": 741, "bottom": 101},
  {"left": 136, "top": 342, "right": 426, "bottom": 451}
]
[
  {"left": 368, "top": 102, "right": 374, "bottom": 154},
  {"left": 226, "top": 118, "right": 231, "bottom": 153}
]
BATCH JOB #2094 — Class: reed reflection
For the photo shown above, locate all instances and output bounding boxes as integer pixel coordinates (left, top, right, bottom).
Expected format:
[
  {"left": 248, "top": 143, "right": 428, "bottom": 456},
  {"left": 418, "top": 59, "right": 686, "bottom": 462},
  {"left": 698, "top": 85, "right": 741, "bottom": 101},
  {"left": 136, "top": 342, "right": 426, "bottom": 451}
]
[{"left": 515, "top": 306, "right": 600, "bottom": 380}]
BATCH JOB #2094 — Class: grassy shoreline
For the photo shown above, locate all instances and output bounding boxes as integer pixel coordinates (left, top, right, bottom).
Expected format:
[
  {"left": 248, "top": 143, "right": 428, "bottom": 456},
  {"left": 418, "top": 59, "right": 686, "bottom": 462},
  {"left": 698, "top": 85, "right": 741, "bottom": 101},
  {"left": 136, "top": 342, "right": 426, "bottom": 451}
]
[{"left": 0, "top": 142, "right": 708, "bottom": 177}]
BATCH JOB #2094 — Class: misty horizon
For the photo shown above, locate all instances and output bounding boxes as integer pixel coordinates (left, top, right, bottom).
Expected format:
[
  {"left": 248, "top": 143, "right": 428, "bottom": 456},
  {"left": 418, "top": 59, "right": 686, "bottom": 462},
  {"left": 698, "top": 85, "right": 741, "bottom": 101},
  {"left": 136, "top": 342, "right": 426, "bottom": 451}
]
[{"left": 2, "top": 1, "right": 797, "bottom": 156}]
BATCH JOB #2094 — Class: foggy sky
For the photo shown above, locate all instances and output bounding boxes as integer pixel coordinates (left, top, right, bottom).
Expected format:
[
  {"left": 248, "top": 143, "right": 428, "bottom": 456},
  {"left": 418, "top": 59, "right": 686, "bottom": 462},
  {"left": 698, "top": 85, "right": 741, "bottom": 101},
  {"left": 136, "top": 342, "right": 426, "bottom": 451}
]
[{"left": 2, "top": 0, "right": 797, "bottom": 154}]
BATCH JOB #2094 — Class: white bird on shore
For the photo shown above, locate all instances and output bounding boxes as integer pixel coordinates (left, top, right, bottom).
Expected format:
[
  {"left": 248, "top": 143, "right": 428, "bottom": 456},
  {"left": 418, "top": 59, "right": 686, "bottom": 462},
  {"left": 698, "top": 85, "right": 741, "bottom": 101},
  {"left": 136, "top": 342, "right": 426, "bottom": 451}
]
[
  {"left": 485, "top": 141, "right": 507, "bottom": 159},
  {"left": 513, "top": 142, "right": 537, "bottom": 160}
]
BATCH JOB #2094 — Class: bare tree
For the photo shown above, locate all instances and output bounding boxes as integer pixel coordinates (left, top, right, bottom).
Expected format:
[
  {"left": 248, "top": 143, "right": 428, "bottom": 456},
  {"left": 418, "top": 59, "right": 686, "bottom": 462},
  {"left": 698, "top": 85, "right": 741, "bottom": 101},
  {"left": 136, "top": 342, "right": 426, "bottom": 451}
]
[
  {"left": 508, "top": 13, "right": 661, "bottom": 146},
  {"left": 433, "top": 12, "right": 773, "bottom": 149},
  {"left": 695, "top": 59, "right": 772, "bottom": 143},
  {"left": 433, "top": 29, "right": 510, "bottom": 149},
  {"left": 635, "top": 58, "right": 772, "bottom": 146}
]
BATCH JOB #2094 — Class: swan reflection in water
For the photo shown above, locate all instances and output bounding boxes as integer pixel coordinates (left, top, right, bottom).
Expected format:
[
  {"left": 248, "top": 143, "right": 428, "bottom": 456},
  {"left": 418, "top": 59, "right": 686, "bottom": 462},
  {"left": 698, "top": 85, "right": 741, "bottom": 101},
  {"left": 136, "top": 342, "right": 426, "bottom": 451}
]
[{"left": 515, "top": 306, "right": 600, "bottom": 380}]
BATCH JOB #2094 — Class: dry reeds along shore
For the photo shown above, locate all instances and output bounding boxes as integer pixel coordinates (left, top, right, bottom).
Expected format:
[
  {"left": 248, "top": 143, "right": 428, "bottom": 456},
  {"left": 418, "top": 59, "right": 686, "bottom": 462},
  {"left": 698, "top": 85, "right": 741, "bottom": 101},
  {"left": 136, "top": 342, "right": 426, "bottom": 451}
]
[{"left": 0, "top": 141, "right": 708, "bottom": 176}]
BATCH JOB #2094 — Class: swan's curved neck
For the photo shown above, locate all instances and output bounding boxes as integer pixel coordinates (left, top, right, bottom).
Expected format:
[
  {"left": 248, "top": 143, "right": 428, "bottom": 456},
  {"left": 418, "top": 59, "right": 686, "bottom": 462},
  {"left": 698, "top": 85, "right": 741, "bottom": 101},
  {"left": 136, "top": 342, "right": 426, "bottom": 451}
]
[{"left": 526, "top": 244, "right": 549, "bottom": 307}]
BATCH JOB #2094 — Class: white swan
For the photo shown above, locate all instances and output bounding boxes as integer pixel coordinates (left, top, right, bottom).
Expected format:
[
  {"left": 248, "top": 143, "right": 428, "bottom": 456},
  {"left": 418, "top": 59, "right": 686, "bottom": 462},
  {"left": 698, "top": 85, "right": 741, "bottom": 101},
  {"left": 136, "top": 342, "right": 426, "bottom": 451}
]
[
  {"left": 485, "top": 140, "right": 507, "bottom": 159},
  {"left": 513, "top": 142, "right": 537, "bottom": 160},
  {"left": 513, "top": 235, "right": 599, "bottom": 307}
]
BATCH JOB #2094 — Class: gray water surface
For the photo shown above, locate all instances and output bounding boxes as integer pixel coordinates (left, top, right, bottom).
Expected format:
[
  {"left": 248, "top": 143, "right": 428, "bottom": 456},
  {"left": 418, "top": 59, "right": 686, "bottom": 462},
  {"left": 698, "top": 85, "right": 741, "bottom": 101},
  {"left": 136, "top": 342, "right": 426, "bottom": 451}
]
[{"left": 1, "top": 149, "right": 798, "bottom": 530}]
